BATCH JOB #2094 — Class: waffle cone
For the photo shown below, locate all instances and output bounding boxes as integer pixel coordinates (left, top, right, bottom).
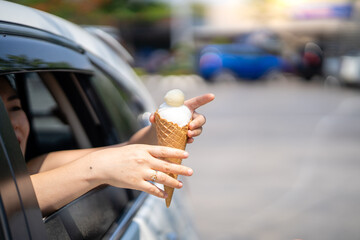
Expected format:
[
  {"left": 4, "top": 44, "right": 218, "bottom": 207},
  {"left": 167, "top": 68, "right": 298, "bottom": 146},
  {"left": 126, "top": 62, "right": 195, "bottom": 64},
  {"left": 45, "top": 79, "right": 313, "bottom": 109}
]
[{"left": 154, "top": 111, "right": 189, "bottom": 207}]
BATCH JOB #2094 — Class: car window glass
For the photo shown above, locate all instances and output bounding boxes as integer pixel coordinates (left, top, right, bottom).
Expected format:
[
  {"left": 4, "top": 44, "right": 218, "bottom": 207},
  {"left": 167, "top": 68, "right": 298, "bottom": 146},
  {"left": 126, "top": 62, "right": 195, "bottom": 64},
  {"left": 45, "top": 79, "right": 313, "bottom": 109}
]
[{"left": 89, "top": 69, "right": 141, "bottom": 141}]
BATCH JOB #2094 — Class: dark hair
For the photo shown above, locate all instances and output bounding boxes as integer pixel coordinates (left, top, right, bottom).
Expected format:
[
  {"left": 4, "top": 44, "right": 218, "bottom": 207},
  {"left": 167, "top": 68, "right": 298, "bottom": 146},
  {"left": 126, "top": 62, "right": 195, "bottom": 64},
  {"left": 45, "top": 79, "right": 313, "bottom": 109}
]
[{"left": 0, "top": 74, "right": 17, "bottom": 90}]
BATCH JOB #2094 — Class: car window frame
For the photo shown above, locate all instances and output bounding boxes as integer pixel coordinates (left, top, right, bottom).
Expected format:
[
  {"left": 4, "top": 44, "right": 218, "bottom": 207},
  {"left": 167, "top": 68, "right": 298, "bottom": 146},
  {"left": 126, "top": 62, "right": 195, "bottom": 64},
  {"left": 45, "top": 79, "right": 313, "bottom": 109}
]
[
  {"left": 0, "top": 97, "right": 48, "bottom": 239},
  {"left": 36, "top": 69, "right": 149, "bottom": 239}
]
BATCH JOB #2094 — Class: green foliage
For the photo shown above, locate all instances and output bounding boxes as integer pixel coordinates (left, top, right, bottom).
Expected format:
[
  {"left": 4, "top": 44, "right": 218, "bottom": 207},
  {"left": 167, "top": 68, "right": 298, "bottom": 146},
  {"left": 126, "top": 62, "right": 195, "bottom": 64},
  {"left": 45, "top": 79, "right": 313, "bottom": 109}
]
[
  {"left": 101, "top": 1, "right": 170, "bottom": 23},
  {"left": 191, "top": 3, "right": 205, "bottom": 18},
  {"left": 9, "top": 0, "right": 171, "bottom": 25}
]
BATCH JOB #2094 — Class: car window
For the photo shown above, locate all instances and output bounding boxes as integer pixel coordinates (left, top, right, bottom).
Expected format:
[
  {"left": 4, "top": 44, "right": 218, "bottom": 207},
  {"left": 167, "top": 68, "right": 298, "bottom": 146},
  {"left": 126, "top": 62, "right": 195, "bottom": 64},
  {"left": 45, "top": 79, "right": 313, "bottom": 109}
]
[
  {"left": 26, "top": 73, "right": 78, "bottom": 157},
  {"left": 3, "top": 70, "right": 144, "bottom": 156},
  {"left": 2, "top": 73, "right": 80, "bottom": 160},
  {"left": 1, "top": 71, "right": 139, "bottom": 238},
  {"left": 88, "top": 68, "right": 142, "bottom": 141}
]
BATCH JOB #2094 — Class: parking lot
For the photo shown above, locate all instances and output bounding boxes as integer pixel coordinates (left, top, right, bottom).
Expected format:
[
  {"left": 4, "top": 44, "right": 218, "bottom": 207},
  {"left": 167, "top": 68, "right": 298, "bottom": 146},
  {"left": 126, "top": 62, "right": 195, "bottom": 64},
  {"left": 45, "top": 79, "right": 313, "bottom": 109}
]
[{"left": 144, "top": 75, "right": 360, "bottom": 240}]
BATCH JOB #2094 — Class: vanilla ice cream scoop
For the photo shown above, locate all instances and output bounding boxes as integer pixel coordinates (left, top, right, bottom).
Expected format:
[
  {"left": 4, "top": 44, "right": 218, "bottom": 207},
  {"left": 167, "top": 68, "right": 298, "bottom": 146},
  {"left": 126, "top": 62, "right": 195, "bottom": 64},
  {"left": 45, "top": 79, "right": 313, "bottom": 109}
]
[
  {"left": 164, "top": 89, "right": 185, "bottom": 107},
  {"left": 157, "top": 89, "right": 191, "bottom": 127}
]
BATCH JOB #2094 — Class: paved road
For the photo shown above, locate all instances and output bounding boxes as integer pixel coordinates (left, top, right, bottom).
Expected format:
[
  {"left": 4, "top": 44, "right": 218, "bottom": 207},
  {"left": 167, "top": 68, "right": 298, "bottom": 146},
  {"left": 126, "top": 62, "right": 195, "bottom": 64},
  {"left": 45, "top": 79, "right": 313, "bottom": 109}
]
[{"left": 144, "top": 76, "right": 360, "bottom": 240}]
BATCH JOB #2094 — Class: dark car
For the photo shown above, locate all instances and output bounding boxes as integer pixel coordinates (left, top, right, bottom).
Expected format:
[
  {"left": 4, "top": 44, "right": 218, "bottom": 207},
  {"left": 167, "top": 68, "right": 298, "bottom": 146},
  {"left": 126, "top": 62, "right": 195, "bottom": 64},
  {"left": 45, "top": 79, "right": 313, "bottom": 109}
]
[
  {"left": 197, "top": 43, "right": 284, "bottom": 82},
  {"left": 0, "top": 2, "right": 198, "bottom": 239}
]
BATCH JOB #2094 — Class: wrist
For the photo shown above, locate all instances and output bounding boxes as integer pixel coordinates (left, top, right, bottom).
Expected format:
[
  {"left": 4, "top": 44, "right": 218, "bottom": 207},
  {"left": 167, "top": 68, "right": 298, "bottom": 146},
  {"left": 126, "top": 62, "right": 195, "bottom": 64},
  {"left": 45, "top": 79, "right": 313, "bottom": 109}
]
[{"left": 80, "top": 151, "right": 104, "bottom": 187}]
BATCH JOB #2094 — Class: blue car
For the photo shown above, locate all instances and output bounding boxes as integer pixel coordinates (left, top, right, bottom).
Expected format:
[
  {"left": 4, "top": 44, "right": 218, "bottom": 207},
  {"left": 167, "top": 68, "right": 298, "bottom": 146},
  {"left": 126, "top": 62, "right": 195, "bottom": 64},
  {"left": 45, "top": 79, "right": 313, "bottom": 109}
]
[{"left": 198, "top": 44, "right": 284, "bottom": 82}]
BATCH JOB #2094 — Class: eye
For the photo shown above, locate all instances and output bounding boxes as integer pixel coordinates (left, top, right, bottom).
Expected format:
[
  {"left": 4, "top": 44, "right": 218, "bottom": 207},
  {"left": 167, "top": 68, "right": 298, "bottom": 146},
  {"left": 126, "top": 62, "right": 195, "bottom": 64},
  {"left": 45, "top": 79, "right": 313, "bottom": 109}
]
[{"left": 10, "top": 106, "right": 22, "bottom": 111}]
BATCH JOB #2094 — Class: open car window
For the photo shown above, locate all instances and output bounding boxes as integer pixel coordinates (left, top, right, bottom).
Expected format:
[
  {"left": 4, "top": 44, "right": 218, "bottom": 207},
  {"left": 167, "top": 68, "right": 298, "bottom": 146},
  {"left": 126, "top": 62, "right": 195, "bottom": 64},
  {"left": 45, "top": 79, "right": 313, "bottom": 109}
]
[
  {"left": 1, "top": 70, "right": 144, "bottom": 239},
  {"left": 86, "top": 67, "right": 142, "bottom": 142},
  {"left": 25, "top": 73, "right": 79, "bottom": 158},
  {"left": 11, "top": 70, "right": 142, "bottom": 157}
]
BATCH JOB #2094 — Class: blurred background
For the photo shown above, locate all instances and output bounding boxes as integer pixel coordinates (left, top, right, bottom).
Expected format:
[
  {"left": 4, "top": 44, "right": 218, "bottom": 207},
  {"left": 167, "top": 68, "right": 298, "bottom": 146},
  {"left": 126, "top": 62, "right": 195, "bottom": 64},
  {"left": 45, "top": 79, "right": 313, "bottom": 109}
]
[
  {"left": 10, "top": 0, "right": 360, "bottom": 239},
  {"left": 10, "top": 0, "right": 360, "bottom": 82}
]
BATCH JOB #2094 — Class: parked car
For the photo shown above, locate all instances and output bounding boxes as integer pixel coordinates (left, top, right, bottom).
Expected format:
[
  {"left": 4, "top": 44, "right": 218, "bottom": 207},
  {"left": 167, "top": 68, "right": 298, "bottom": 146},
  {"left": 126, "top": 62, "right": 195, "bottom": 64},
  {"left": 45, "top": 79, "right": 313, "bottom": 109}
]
[
  {"left": 322, "top": 51, "right": 360, "bottom": 87},
  {"left": 338, "top": 52, "right": 360, "bottom": 86},
  {"left": 197, "top": 43, "right": 284, "bottom": 82},
  {"left": 0, "top": 1, "right": 198, "bottom": 239}
]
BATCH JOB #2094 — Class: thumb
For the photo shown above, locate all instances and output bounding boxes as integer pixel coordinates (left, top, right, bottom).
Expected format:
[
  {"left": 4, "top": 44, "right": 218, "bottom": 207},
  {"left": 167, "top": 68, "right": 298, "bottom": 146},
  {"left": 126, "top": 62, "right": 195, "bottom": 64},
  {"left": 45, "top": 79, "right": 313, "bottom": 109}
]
[{"left": 149, "top": 113, "right": 155, "bottom": 124}]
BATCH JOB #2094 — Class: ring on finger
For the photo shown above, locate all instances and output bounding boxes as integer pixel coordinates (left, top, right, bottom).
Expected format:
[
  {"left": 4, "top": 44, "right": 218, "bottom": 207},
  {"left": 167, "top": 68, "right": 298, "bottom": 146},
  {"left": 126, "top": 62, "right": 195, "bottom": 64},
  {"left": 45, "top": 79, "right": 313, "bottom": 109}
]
[{"left": 151, "top": 170, "right": 158, "bottom": 182}]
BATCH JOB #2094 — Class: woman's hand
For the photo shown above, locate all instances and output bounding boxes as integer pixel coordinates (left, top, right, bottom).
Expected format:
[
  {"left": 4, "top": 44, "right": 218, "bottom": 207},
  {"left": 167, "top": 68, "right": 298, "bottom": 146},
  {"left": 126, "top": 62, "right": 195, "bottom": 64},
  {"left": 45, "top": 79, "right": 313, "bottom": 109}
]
[
  {"left": 184, "top": 93, "right": 215, "bottom": 143},
  {"left": 150, "top": 93, "right": 215, "bottom": 143},
  {"left": 90, "top": 144, "right": 192, "bottom": 198}
]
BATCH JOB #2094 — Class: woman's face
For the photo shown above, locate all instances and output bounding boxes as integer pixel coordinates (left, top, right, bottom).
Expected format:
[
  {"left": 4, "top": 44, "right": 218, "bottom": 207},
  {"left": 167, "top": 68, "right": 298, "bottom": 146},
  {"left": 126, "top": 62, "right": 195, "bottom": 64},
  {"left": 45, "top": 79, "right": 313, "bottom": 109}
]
[{"left": 0, "top": 79, "right": 30, "bottom": 156}]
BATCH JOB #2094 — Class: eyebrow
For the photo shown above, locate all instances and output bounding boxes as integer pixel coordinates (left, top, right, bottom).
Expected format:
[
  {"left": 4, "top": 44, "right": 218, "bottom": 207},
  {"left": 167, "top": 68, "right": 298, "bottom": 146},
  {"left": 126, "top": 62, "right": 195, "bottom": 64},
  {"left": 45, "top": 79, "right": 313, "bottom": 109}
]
[{"left": 7, "top": 94, "right": 19, "bottom": 101}]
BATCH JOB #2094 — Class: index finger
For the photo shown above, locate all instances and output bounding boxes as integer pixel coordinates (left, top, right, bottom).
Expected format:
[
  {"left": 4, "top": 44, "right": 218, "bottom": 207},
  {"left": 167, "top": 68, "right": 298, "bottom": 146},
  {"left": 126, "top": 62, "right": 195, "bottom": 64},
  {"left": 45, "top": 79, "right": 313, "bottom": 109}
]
[
  {"left": 148, "top": 146, "right": 189, "bottom": 159},
  {"left": 184, "top": 93, "right": 215, "bottom": 111}
]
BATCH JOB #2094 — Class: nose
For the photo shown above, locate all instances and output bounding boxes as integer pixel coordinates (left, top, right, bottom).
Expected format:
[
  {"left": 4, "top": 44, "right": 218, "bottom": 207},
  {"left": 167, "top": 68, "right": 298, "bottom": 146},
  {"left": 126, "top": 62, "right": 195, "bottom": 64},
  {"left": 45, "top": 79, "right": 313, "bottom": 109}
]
[{"left": 9, "top": 113, "right": 20, "bottom": 132}]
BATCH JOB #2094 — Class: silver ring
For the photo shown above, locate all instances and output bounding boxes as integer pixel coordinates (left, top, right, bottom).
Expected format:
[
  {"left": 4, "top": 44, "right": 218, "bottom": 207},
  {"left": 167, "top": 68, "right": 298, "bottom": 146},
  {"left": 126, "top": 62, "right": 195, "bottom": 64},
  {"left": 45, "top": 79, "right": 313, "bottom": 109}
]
[{"left": 151, "top": 170, "right": 158, "bottom": 182}]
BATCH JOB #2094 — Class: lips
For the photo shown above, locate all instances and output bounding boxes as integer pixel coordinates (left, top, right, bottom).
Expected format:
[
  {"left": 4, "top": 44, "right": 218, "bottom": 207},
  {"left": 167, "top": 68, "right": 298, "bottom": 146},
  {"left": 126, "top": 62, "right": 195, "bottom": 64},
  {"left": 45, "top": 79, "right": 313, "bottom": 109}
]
[{"left": 16, "top": 135, "right": 21, "bottom": 144}]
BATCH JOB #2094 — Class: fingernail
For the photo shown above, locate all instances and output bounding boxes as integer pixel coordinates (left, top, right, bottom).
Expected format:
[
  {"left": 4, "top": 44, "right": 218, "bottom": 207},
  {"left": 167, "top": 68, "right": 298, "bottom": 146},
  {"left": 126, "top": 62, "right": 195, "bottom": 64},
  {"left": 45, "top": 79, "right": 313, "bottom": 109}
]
[
  {"left": 188, "top": 169, "right": 193, "bottom": 175},
  {"left": 164, "top": 192, "right": 168, "bottom": 198},
  {"left": 178, "top": 181, "right": 183, "bottom": 188},
  {"left": 188, "top": 130, "right": 193, "bottom": 137},
  {"left": 183, "top": 151, "right": 189, "bottom": 157}
]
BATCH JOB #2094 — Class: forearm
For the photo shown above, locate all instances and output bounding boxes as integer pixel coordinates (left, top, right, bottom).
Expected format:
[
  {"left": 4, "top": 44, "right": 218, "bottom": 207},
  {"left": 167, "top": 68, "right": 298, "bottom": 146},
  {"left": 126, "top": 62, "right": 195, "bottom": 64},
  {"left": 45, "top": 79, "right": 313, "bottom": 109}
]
[
  {"left": 30, "top": 154, "right": 99, "bottom": 216},
  {"left": 128, "top": 125, "right": 157, "bottom": 145},
  {"left": 27, "top": 143, "right": 126, "bottom": 174},
  {"left": 27, "top": 124, "right": 156, "bottom": 174}
]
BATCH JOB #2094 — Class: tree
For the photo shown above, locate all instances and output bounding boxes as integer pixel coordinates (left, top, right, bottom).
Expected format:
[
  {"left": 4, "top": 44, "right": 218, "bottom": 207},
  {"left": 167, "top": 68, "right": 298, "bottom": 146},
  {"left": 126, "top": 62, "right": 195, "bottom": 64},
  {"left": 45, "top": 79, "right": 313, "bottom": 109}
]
[{"left": 11, "top": 0, "right": 171, "bottom": 25}]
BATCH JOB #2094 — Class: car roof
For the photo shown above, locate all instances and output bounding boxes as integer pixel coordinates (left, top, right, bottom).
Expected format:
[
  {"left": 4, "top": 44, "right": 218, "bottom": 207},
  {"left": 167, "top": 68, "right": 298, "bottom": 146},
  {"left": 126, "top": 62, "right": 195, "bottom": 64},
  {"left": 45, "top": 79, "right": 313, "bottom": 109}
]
[
  {"left": 0, "top": 2, "right": 102, "bottom": 59},
  {"left": 0, "top": 1, "right": 156, "bottom": 112},
  {"left": 0, "top": 1, "right": 125, "bottom": 74}
]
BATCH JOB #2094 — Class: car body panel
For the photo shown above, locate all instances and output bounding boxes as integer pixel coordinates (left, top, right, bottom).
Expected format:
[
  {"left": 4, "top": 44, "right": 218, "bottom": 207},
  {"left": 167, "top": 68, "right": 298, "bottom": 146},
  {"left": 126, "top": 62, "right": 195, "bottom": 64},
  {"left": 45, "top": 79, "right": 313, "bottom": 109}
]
[{"left": 123, "top": 192, "right": 198, "bottom": 240}]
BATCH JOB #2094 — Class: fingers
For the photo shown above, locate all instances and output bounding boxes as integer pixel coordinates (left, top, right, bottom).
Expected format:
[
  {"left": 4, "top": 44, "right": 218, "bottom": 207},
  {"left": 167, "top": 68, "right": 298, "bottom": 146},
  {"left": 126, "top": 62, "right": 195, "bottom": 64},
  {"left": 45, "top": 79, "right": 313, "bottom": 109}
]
[
  {"left": 149, "top": 113, "right": 155, "bottom": 123},
  {"left": 145, "top": 145, "right": 193, "bottom": 175},
  {"left": 147, "top": 170, "right": 183, "bottom": 189},
  {"left": 147, "top": 145, "right": 189, "bottom": 159},
  {"left": 187, "top": 111, "right": 206, "bottom": 143},
  {"left": 188, "top": 127, "right": 202, "bottom": 139},
  {"left": 184, "top": 93, "right": 215, "bottom": 111},
  {"left": 141, "top": 170, "right": 185, "bottom": 199},
  {"left": 136, "top": 145, "right": 192, "bottom": 177},
  {"left": 188, "top": 111, "right": 206, "bottom": 131},
  {"left": 141, "top": 181, "right": 168, "bottom": 198},
  {"left": 130, "top": 142, "right": 195, "bottom": 201}
]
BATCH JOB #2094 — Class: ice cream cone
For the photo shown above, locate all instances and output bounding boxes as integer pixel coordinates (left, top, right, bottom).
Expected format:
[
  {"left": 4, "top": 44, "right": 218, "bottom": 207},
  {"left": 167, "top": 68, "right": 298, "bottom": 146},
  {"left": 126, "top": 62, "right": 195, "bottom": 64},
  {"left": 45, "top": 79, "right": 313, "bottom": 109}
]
[{"left": 154, "top": 111, "right": 189, "bottom": 207}]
